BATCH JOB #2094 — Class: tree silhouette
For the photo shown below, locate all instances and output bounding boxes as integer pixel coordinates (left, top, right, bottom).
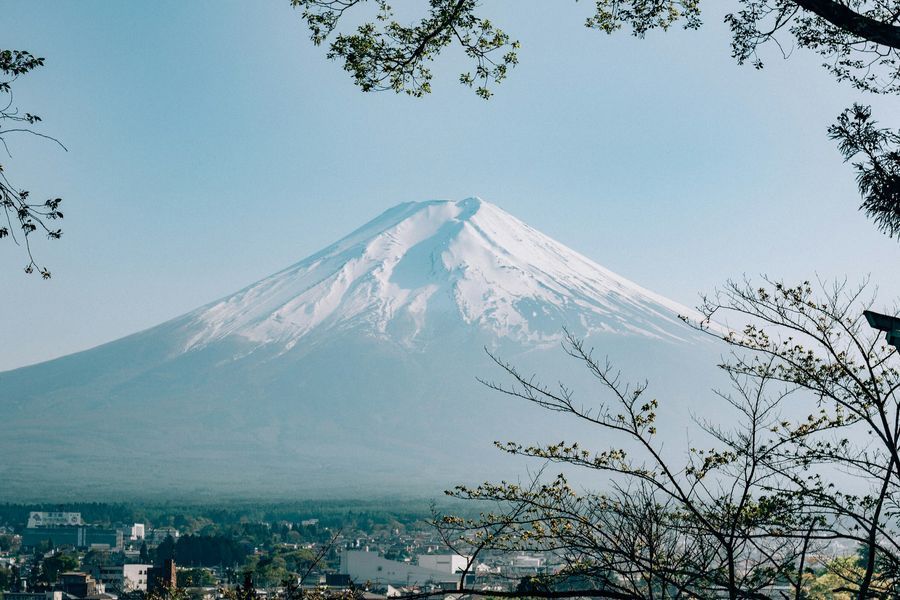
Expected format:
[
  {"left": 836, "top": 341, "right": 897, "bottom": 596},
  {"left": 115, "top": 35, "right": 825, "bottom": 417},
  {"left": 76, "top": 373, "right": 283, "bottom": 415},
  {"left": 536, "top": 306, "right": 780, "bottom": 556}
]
[{"left": 0, "top": 49, "right": 65, "bottom": 278}]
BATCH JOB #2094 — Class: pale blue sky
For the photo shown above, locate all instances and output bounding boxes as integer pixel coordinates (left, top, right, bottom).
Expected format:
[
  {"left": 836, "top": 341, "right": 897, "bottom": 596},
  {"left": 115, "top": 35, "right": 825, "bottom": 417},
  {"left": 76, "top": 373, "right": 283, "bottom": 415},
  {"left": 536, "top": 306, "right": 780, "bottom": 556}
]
[{"left": 2, "top": 1, "right": 898, "bottom": 370}]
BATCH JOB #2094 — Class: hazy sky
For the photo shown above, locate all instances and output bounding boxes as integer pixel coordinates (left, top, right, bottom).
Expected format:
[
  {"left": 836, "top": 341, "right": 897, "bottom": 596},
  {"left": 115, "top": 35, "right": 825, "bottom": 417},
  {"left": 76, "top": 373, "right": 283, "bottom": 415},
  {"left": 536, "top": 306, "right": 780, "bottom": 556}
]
[{"left": 2, "top": 2, "right": 898, "bottom": 371}]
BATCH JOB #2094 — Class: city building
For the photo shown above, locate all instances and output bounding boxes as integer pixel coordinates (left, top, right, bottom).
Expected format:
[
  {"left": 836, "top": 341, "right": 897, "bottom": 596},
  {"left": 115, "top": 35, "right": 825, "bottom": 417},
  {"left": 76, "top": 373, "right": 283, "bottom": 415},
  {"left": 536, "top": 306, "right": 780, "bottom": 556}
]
[
  {"left": 147, "top": 559, "right": 177, "bottom": 596},
  {"left": 129, "top": 524, "right": 145, "bottom": 541},
  {"left": 21, "top": 527, "right": 122, "bottom": 550},
  {"left": 324, "top": 573, "right": 351, "bottom": 587},
  {"left": 4, "top": 592, "right": 64, "bottom": 600},
  {"left": 340, "top": 551, "right": 457, "bottom": 587},
  {"left": 27, "top": 513, "right": 83, "bottom": 528},
  {"left": 21, "top": 510, "right": 122, "bottom": 550},
  {"left": 57, "top": 572, "right": 115, "bottom": 600},
  {"left": 510, "top": 553, "right": 545, "bottom": 571},
  {"left": 92, "top": 564, "right": 152, "bottom": 592},
  {"left": 416, "top": 554, "right": 469, "bottom": 574}
]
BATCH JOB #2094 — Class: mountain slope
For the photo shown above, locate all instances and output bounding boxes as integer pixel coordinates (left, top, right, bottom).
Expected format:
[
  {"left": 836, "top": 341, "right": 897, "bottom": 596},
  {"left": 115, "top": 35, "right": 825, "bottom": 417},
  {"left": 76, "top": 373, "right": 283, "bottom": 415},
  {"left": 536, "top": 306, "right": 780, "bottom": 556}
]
[{"left": 0, "top": 198, "right": 722, "bottom": 500}]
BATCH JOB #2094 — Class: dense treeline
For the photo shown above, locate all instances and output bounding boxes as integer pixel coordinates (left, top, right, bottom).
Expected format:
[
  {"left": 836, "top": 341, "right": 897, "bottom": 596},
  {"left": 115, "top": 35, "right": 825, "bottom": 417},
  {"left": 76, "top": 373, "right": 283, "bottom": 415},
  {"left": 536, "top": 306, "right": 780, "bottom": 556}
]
[
  {"left": 0, "top": 500, "right": 442, "bottom": 533},
  {"left": 156, "top": 535, "right": 247, "bottom": 568}
]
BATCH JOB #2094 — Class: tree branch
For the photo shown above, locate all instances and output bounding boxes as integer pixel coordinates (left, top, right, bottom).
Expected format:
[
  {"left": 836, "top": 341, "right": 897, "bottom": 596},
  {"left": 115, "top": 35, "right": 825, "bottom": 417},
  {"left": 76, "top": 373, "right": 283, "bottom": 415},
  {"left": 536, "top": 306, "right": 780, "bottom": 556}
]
[{"left": 794, "top": 0, "right": 900, "bottom": 48}]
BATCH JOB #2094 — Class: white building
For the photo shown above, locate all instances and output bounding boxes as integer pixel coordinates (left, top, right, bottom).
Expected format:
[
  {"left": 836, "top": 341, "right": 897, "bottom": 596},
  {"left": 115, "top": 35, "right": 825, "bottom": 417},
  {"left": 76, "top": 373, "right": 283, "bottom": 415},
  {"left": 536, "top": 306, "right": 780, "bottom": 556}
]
[
  {"left": 94, "top": 564, "right": 152, "bottom": 592},
  {"left": 416, "top": 554, "right": 470, "bottom": 575},
  {"left": 130, "top": 524, "right": 146, "bottom": 541},
  {"left": 123, "top": 564, "right": 151, "bottom": 591},
  {"left": 510, "top": 553, "right": 545, "bottom": 571},
  {"left": 340, "top": 551, "right": 458, "bottom": 586}
]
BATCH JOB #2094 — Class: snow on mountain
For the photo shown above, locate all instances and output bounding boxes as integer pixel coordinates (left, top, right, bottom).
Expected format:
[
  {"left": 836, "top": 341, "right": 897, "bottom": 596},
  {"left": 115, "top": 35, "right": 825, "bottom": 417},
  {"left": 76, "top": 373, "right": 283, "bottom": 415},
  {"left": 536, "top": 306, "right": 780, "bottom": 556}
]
[{"left": 180, "top": 197, "right": 700, "bottom": 353}]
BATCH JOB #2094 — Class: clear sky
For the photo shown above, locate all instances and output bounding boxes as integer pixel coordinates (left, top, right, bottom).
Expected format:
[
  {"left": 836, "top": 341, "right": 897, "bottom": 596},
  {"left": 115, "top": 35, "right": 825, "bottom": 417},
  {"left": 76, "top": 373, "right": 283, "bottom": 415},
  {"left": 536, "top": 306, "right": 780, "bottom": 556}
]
[{"left": 1, "top": 1, "right": 898, "bottom": 371}]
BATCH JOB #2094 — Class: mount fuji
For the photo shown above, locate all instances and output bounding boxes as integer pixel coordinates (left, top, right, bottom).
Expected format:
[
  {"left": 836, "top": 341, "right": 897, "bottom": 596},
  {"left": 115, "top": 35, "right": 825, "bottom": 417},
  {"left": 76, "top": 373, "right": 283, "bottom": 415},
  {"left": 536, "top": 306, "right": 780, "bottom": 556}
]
[{"left": 0, "top": 198, "right": 723, "bottom": 500}]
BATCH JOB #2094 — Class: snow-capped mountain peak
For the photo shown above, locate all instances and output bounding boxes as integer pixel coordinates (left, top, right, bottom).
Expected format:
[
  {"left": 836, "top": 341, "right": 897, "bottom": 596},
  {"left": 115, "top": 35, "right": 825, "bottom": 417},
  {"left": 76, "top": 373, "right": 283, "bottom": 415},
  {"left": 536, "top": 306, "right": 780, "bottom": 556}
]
[{"left": 182, "top": 197, "right": 697, "bottom": 352}]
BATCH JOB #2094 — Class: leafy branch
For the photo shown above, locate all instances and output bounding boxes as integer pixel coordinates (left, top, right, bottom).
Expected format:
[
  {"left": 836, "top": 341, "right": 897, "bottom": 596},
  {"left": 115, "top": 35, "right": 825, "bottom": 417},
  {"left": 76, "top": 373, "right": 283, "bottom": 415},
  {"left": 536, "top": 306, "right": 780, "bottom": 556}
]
[{"left": 0, "top": 49, "right": 65, "bottom": 278}]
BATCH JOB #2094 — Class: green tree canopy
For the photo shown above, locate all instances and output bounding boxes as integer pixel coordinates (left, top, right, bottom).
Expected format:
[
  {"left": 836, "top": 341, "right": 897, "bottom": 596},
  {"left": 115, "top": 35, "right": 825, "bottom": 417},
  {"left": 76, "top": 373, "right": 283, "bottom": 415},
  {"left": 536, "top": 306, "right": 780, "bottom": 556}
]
[
  {"left": 41, "top": 553, "right": 79, "bottom": 584},
  {"left": 293, "top": 0, "right": 900, "bottom": 238}
]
